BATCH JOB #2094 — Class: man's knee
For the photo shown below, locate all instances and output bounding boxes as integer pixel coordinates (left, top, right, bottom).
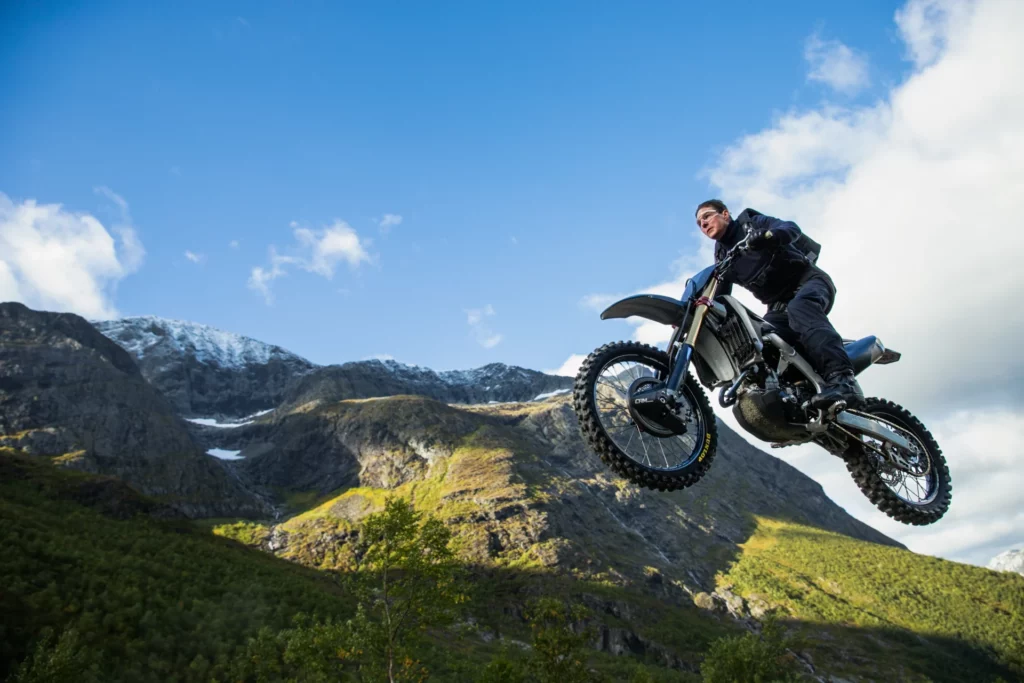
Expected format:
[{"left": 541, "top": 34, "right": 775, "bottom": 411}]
[{"left": 786, "top": 298, "right": 828, "bottom": 332}]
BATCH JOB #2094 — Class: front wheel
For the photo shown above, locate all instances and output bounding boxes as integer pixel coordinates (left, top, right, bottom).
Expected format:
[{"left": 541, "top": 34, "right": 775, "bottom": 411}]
[
  {"left": 843, "top": 398, "right": 952, "bottom": 525},
  {"left": 572, "top": 341, "right": 717, "bottom": 491}
]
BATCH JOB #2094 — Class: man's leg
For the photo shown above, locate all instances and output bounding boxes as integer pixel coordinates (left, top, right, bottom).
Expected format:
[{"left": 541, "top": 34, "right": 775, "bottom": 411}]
[{"left": 783, "top": 274, "right": 864, "bottom": 409}]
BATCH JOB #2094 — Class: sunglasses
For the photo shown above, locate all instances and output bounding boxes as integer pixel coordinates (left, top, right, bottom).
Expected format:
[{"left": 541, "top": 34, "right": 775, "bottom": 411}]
[{"left": 696, "top": 210, "right": 720, "bottom": 227}]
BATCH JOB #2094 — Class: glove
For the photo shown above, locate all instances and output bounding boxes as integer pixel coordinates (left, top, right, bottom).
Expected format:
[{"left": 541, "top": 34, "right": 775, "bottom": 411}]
[{"left": 748, "top": 230, "right": 773, "bottom": 251}]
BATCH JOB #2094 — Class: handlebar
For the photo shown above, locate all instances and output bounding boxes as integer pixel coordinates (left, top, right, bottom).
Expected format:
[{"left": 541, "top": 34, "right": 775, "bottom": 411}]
[
  {"left": 725, "top": 228, "right": 772, "bottom": 257},
  {"left": 717, "top": 228, "right": 774, "bottom": 273}
]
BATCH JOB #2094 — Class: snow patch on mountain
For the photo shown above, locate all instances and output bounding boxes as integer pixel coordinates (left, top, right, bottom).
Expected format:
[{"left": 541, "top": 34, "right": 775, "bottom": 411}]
[
  {"left": 366, "top": 359, "right": 550, "bottom": 387},
  {"left": 987, "top": 548, "right": 1024, "bottom": 575},
  {"left": 207, "top": 448, "right": 244, "bottom": 460},
  {"left": 186, "top": 409, "right": 274, "bottom": 428},
  {"left": 533, "top": 388, "right": 571, "bottom": 401},
  {"left": 93, "top": 316, "right": 313, "bottom": 370}
]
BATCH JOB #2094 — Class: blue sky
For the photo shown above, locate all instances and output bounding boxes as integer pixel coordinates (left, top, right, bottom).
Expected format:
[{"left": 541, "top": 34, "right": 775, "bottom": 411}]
[{"left": 2, "top": 0, "right": 907, "bottom": 370}]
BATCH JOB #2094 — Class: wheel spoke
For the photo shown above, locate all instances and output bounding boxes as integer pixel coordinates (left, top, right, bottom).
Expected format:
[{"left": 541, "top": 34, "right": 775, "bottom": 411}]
[
  {"left": 657, "top": 436, "right": 670, "bottom": 468},
  {"left": 589, "top": 352, "right": 706, "bottom": 472}
]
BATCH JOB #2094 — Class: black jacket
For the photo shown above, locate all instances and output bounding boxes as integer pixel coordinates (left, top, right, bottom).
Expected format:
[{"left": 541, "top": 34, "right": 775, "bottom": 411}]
[{"left": 714, "top": 211, "right": 816, "bottom": 305}]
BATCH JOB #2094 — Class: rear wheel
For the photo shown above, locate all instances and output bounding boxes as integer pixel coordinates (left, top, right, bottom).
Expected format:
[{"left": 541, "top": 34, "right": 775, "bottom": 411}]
[
  {"left": 572, "top": 341, "right": 717, "bottom": 491},
  {"left": 843, "top": 398, "right": 952, "bottom": 525}
]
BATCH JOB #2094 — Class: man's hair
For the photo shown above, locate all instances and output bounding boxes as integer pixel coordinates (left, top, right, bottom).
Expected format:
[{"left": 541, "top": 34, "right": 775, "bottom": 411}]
[{"left": 695, "top": 199, "right": 728, "bottom": 216}]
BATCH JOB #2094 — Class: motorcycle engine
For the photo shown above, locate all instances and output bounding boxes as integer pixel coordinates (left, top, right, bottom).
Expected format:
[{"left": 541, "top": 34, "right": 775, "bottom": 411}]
[{"left": 732, "top": 388, "right": 809, "bottom": 442}]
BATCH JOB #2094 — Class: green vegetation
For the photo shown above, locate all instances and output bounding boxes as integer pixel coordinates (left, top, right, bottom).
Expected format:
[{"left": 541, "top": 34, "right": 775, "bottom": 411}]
[
  {"left": 698, "top": 615, "right": 801, "bottom": 683},
  {"left": 716, "top": 516, "right": 1024, "bottom": 681},
  {"left": 0, "top": 453, "right": 718, "bottom": 681},
  {"left": 0, "top": 452, "right": 355, "bottom": 681},
  {"left": 345, "top": 497, "right": 467, "bottom": 680},
  {"left": 6, "top": 442, "right": 1023, "bottom": 683}
]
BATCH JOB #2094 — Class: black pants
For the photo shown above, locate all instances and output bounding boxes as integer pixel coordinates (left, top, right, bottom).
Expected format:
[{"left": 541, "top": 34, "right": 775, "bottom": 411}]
[{"left": 763, "top": 270, "right": 854, "bottom": 380}]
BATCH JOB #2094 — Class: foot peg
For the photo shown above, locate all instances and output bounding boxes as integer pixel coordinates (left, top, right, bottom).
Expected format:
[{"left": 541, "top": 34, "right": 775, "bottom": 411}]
[{"left": 827, "top": 400, "right": 847, "bottom": 420}]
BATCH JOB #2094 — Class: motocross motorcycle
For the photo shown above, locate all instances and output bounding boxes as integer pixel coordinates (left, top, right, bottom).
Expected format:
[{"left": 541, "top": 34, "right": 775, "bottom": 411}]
[{"left": 572, "top": 228, "right": 951, "bottom": 526}]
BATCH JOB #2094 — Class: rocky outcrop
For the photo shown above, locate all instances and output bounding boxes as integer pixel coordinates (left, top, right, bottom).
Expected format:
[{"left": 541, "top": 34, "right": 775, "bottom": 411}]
[
  {"left": 279, "top": 360, "right": 573, "bottom": 411},
  {"left": 92, "top": 316, "right": 316, "bottom": 418},
  {"left": 205, "top": 392, "right": 902, "bottom": 595},
  {"left": 0, "top": 302, "right": 271, "bottom": 518}
]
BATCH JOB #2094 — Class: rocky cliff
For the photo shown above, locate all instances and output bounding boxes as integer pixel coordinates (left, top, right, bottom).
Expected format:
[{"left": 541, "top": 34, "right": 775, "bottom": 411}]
[
  {"left": 202, "top": 391, "right": 902, "bottom": 595},
  {"left": 92, "top": 316, "right": 317, "bottom": 418},
  {"left": 0, "top": 303, "right": 270, "bottom": 518},
  {"left": 278, "top": 359, "right": 573, "bottom": 411}
]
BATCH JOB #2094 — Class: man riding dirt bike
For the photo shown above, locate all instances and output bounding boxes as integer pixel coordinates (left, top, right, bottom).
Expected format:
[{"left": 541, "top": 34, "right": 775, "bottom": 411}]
[
  {"left": 697, "top": 200, "right": 862, "bottom": 412},
  {"left": 571, "top": 202, "right": 951, "bottom": 526}
]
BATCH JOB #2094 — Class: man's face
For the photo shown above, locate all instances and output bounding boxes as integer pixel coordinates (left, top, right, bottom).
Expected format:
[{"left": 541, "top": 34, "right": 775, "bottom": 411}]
[{"left": 696, "top": 205, "right": 730, "bottom": 240}]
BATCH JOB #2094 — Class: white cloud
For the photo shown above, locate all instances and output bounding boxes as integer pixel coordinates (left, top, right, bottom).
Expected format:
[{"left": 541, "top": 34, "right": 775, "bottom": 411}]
[
  {"left": 293, "top": 222, "right": 370, "bottom": 277},
  {"left": 0, "top": 189, "right": 144, "bottom": 319},
  {"left": 377, "top": 214, "right": 403, "bottom": 234},
  {"left": 94, "top": 187, "right": 144, "bottom": 273},
  {"left": 546, "top": 353, "right": 586, "bottom": 378},
  {"left": 184, "top": 250, "right": 204, "bottom": 264},
  {"left": 894, "top": 0, "right": 973, "bottom": 68},
  {"left": 804, "top": 34, "right": 870, "bottom": 94},
  {"left": 580, "top": 293, "right": 622, "bottom": 312},
  {"left": 249, "top": 220, "right": 372, "bottom": 304},
  {"left": 582, "top": 0, "right": 1024, "bottom": 565},
  {"left": 466, "top": 304, "right": 502, "bottom": 348},
  {"left": 229, "top": 240, "right": 239, "bottom": 249}
]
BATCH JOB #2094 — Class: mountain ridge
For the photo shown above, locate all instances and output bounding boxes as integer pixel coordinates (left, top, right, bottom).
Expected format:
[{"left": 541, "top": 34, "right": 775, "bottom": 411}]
[{"left": 0, "top": 302, "right": 271, "bottom": 517}]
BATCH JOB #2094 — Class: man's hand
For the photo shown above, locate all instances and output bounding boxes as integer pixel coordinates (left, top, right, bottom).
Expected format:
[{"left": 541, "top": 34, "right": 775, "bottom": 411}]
[{"left": 748, "top": 229, "right": 774, "bottom": 251}]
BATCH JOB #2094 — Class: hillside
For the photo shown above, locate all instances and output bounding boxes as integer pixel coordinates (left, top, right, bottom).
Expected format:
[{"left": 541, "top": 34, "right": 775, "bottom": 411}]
[
  {"left": 0, "top": 303, "right": 269, "bottom": 517},
  {"left": 5, "top": 451, "right": 1022, "bottom": 682},
  {"left": 713, "top": 517, "right": 1024, "bottom": 681},
  {"left": 0, "top": 450, "right": 732, "bottom": 682},
  {"left": 202, "top": 393, "right": 899, "bottom": 592},
  {"left": 92, "top": 316, "right": 317, "bottom": 418}
]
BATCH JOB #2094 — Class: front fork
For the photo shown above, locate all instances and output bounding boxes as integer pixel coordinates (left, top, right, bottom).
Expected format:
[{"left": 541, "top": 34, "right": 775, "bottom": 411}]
[{"left": 666, "top": 277, "right": 721, "bottom": 393}]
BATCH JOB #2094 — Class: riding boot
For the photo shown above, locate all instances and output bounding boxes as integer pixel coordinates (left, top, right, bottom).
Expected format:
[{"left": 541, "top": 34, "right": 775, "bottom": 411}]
[{"left": 808, "top": 370, "right": 865, "bottom": 411}]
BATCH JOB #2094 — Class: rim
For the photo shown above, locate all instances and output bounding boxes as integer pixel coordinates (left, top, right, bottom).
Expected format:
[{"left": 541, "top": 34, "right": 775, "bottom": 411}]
[
  {"left": 591, "top": 355, "right": 705, "bottom": 471},
  {"left": 861, "top": 411, "right": 938, "bottom": 506}
]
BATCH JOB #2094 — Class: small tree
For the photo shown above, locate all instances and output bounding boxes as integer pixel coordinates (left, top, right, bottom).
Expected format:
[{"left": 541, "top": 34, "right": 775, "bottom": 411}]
[
  {"left": 10, "top": 628, "right": 100, "bottom": 683},
  {"left": 524, "top": 597, "right": 595, "bottom": 683},
  {"left": 348, "top": 496, "right": 466, "bottom": 682},
  {"left": 700, "top": 614, "right": 801, "bottom": 683}
]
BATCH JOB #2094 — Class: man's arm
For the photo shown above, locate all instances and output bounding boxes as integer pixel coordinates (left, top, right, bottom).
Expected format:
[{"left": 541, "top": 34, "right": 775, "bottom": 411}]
[{"left": 751, "top": 214, "right": 801, "bottom": 246}]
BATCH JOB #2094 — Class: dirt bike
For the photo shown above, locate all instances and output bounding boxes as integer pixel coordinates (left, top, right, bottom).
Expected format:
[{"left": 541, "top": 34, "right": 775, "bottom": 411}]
[{"left": 572, "top": 228, "right": 951, "bottom": 526}]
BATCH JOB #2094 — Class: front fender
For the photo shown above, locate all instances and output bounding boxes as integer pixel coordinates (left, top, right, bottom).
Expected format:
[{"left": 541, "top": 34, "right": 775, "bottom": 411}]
[{"left": 600, "top": 294, "right": 686, "bottom": 326}]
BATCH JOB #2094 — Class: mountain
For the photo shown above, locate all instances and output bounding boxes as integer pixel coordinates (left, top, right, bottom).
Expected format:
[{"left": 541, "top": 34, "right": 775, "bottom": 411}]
[
  {"left": 988, "top": 548, "right": 1024, "bottom": 575},
  {"left": 91, "top": 316, "right": 573, "bottom": 419},
  {"left": 92, "top": 315, "right": 317, "bottom": 418},
  {"left": 5, "top": 304, "right": 1024, "bottom": 681},
  {"left": 277, "top": 359, "right": 574, "bottom": 411},
  {"left": 0, "top": 303, "right": 270, "bottom": 517},
  {"left": 5, "top": 448, "right": 1022, "bottom": 683},
  {"left": 205, "top": 392, "right": 900, "bottom": 592}
]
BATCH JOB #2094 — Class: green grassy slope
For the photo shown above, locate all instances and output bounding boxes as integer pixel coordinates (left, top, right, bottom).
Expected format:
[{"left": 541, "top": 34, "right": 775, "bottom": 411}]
[
  {"left": 5, "top": 446, "right": 1022, "bottom": 683},
  {"left": 0, "top": 452, "right": 355, "bottom": 682},
  {"left": 0, "top": 452, "right": 720, "bottom": 682},
  {"left": 715, "top": 517, "right": 1024, "bottom": 682}
]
